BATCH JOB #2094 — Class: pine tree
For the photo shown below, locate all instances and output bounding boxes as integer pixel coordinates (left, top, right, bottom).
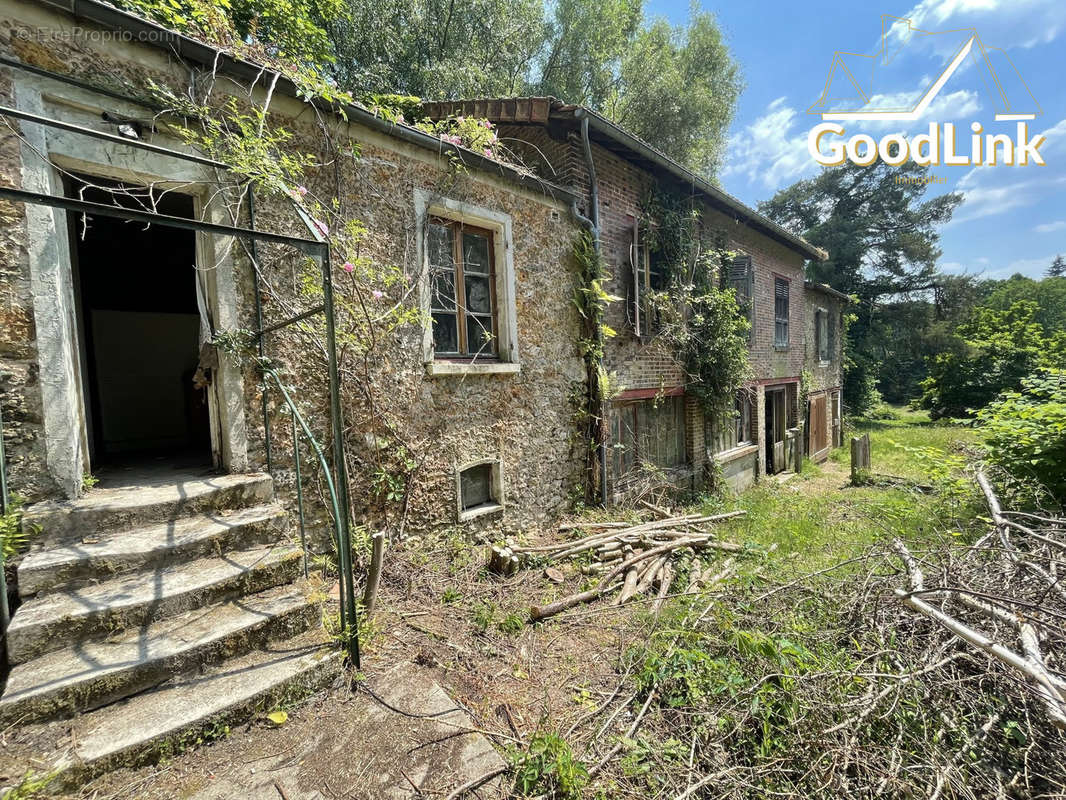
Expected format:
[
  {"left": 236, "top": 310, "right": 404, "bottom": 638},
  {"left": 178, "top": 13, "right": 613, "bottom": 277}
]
[{"left": 1048, "top": 254, "right": 1066, "bottom": 278}]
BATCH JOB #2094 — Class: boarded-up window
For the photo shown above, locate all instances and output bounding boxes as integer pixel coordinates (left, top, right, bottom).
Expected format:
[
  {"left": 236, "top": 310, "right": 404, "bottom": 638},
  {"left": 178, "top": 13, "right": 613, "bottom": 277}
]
[
  {"left": 612, "top": 395, "right": 686, "bottom": 477},
  {"left": 429, "top": 219, "right": 497, "bottom": 358},
  {"left": 774, "top": 277, "right": 789, "bottom": 348},
  {"left": 709, "top": 391, "right": 753, "bottom": 454}
]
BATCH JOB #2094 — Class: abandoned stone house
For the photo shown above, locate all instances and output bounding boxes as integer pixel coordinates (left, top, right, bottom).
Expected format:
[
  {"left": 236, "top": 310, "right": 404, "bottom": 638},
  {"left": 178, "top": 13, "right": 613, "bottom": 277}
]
[
  {"left": 0, "top": 0, "right": 844, "bottom": 779},
  {"left": 422, "top": 98, "right": 841, "bottom": 495}
]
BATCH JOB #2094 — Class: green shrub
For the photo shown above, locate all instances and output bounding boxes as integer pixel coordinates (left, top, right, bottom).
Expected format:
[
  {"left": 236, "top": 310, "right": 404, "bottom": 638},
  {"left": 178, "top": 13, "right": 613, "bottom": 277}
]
[
  {"left": 510, "top": 731, "right": 588, "bottom": 799},
  {"left": 977, "top": 369, "right": 1066, "bottom": 505}
]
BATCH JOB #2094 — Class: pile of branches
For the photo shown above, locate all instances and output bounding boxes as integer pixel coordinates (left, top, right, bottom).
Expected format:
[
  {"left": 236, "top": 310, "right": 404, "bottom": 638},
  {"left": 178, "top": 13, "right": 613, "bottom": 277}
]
[
  {"left": 488, "top": 511, "right": 747, "bottom": 622},
  {"left": 550, "top": 473, "right": 1066, "bottom": 798},
  {"left": 893, "top": 468, "right": 1066, "bottom": 731}
]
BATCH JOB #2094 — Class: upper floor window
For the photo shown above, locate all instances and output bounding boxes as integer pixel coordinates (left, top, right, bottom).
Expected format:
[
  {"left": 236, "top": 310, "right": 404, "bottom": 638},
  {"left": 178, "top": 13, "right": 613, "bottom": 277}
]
[
  {"left": 725, "top": 255, "right": 754, "bottom": 340},
  {"left": 774, "top": 277, "right": 790, "bottom": 348},
  {"left": 631, "top": 219, "right": 665, "bottom": 337},
  {"left": 815, "top": 307, "right": 830, "bottom": 362},
  {"left": 429, "top": 218, "right": 497, "bottom": 358}
]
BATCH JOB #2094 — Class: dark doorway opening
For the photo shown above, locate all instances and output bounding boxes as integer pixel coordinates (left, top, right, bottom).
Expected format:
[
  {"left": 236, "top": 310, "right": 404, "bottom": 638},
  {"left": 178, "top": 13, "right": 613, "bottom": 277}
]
[
  {"left": 67, "top": 176, "right": 211, "bottom": 468},
  {"left": 764, "top": 388, "right": 786, "bottom": 474}
]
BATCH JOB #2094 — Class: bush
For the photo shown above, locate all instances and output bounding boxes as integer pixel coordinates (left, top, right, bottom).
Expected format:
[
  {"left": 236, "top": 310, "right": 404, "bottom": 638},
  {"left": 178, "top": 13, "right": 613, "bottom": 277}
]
[{"left": 977, "top": 369, "right": 1066, "bottom": 505}]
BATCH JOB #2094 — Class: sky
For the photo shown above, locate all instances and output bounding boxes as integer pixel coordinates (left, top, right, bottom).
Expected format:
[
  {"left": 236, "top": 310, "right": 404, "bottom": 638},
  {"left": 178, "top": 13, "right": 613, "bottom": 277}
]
[{"left": 646, "top": 0, "right": 1066, "bottom": 280}]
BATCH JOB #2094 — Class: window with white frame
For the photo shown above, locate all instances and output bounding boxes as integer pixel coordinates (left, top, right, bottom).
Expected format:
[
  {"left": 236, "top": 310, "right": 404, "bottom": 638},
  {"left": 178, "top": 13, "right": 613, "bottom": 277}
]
[
  {"left": 416, "top": 191, "right": 518, "bottom": 375},
  {"left": 457, "top": 459, "right": 504, "bottom": 520}
]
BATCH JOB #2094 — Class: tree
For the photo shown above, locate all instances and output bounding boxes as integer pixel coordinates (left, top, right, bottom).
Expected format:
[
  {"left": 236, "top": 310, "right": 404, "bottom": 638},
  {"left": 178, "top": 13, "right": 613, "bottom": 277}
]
[
  {"left": 919, "top": 301, "right": 1066, "bottom": 419},
  {"left": 758, "top": 161, "right": 962, "bottom": 413},
  {"left": 327, "top": 0, "right": 740, "bottom": 177},
  {"left": 1048, "top": 254, "right": 1066, "bottom": 278},
  {"left": 325, "top": 0, "right": 548, "bottom": 99},
  {"left": 602, "top": 11, "right": 742, "bottom": 176}
]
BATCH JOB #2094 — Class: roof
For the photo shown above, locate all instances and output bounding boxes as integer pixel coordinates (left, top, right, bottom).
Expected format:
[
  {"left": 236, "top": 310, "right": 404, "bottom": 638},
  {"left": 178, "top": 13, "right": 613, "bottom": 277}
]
[
  {"left": 804, "top": 281, "right": 850, "bottom": 302},
  {"left": 422, "top": 97, "right": 829, "bottom": 262},
  {"left": 19, "top": 0, "right": 577, "bottom": 205}
]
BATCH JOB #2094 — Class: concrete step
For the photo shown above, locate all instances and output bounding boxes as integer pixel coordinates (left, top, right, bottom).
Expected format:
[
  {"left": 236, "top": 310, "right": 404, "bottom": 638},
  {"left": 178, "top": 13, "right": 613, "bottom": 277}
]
[
  {"left": 0, "top": 584, "right": 320, "bottom": 723},
  {"left": 5, "top": 545, "right": 304, "bottom": 664},
  {"left": 22, "top": 472, "right": 275, "bottom": 546},
  {"left": 52, "top": 633, "right": 342, "bottom": 785},
  {"left": 18, "top": 503, "right": 290, "bottom": 598}
]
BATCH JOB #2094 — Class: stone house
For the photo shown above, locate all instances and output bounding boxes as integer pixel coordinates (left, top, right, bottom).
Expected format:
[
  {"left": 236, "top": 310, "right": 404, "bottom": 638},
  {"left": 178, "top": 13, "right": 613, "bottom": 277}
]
[
  {"left": 804, "top": 281, "right": 848, "bottom": 462},
  {"left": 423, "top": 98, "right": 831, "bottom": 496},
  {"left": 0, "top": 0, "right": 589, "bottom": 774},
  {"left": 0, "top": 0, "right": 847, "bottom": 778}
]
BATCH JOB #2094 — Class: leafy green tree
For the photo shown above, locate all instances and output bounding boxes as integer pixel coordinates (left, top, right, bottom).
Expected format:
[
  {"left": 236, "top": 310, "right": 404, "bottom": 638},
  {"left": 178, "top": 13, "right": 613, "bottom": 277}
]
[
  {"left": 978, "top": 369, "right": 1066, "bottom": 506},
  {"left": 325, "top": 0, "right": 547, "bottom": 98},
  {"left": 981, "top": 273, "right": 1066, "bottom": 335},
  {"left": 602, "top": 11, "right": 742, "bottom": 176},
  {"left": 920, "top": 301, "right": 1066, "bottom": 419},
  {"left": 759, "top": 161, "right": 962, "bottom": 413},
  {"left": 536, "top": 0, "right": 642, "bottom": 107}
]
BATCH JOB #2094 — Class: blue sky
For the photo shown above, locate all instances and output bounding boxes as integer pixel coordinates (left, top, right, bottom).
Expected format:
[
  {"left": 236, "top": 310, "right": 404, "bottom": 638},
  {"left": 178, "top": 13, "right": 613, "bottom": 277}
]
[{"left": 647, "top": 0, "right": 1066, "bottom": 280}]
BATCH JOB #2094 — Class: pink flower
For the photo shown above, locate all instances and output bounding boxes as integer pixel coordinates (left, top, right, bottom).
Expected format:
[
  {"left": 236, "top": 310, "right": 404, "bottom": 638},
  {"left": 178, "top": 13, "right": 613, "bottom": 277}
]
[
  {"left": 342, "top": 261, "right": 355, "bottom": 273},
  {"left": 312, "top": 219, "right": 329, "bottom": 237},
  {"left": 296, "top": 186, "right": 308, "bottom": 197},
  {"left": 483, "top": 148, "right": 493, "bottom": 157},
  {"left": 457, "top": 116, "right": 465, "bottom": 124},
  {"left": 372, "top": 290, "right": 384, "bottom": 299},
  {"left": 482, "top": 120, "right": 492, "bottom": 129}
]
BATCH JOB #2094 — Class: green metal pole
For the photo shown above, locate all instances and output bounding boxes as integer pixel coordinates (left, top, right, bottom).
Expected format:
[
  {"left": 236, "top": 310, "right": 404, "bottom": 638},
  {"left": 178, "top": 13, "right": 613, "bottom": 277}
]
[
  {"left": 318, "top": 244, "right": 361, "bottom": 668},
  {"left": 291, "top": 414, "right": 308, "bottom": 579}
]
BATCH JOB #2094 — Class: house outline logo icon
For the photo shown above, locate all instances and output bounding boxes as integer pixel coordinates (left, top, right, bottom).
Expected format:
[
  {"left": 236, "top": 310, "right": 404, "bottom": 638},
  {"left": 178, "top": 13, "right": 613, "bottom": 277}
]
[{"left": 808, "top": 14, "right": 1042, "bottom": 123}]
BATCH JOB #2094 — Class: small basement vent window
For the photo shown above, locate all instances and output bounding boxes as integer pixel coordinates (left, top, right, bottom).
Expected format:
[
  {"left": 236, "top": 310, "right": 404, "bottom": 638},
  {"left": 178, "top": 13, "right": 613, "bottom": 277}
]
[{"left": 457, "top": 460, "right": 504, "bottom": 521}]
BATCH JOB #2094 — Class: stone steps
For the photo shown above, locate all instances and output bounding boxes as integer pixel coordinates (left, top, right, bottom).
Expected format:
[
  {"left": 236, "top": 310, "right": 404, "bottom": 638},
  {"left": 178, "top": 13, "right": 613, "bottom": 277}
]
[
  {"left": 7, "top": 544, "right": 304, "bottom": 664},
  {"left": 22, "top": 473, "right": 275, "bottom": 545},
  {"left": 0, "top": 583, "right": 320, "bottom": 723},
  {"left": 0, "top": 469, "right": 341, "bottom": 785},
  {"left": 18, "top": 503, "right": 290, "bottom": 597},
  {"left": 50, "top": 632, "right": 342, "bottom": 786}
]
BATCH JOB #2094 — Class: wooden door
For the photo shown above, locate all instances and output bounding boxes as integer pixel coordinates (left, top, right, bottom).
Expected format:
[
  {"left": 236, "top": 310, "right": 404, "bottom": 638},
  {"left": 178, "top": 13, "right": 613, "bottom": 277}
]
[{"left": 810, "top": 393, "right": 827, "bottom": 454}]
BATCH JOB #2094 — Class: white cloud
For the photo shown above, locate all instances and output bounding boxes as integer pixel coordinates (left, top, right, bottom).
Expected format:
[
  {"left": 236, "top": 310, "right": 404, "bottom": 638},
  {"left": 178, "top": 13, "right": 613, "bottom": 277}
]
[
  {"left": 1034, "top": 220, "right": 1066, "bottom": 233},
  {"left": 951, "top": 116, "right": 1066, "bottom": 222},
  {"left": 723, "top": 98, "right": 815, "bottom": 189},
  {"left": 899, "top": 0, "right": 1066, "bottom": 49}
]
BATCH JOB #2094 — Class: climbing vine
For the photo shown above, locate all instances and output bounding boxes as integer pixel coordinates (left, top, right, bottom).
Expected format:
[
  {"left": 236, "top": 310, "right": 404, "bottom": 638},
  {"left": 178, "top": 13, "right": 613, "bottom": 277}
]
[
  {"left": 638, "top": 189, "right": 751, "bottom": 416},
  {"left": 572, "top": 231, "right": 619, "bottom": 505}
]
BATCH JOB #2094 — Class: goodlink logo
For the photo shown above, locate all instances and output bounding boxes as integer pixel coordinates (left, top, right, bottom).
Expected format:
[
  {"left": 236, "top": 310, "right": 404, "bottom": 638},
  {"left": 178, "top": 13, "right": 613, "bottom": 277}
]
[{"left": 807, "top": 15, "right": 1046, "bottom": 168}]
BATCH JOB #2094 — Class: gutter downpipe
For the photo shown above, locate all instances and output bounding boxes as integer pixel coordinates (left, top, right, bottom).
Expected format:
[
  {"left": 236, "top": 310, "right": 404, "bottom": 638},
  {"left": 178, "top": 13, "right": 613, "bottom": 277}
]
[{"left": 573, "top": 109, "right": 609, "bottom": 507}]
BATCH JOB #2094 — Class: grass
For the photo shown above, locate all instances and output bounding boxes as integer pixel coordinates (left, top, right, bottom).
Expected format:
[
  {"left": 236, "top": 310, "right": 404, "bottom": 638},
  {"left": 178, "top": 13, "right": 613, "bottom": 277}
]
[{"left": 694, "top": 407, "right": 982, "bottom": 577}]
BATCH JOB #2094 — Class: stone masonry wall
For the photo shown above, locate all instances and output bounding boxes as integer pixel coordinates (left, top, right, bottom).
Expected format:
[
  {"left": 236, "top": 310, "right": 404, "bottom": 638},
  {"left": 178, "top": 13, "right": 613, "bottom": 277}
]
[{"left": 0, "top": 3, "right": 586, "bottom": 541}]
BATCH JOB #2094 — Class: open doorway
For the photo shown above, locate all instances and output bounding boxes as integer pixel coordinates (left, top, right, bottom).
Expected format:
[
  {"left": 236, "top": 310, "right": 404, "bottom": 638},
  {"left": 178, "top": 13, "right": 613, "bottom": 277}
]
[
  {"left": 764, "top": 387, "right": 787, "bottom": 474},
  {"left": 67, "top": 175, "right": 211, "bottom": 470}
]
